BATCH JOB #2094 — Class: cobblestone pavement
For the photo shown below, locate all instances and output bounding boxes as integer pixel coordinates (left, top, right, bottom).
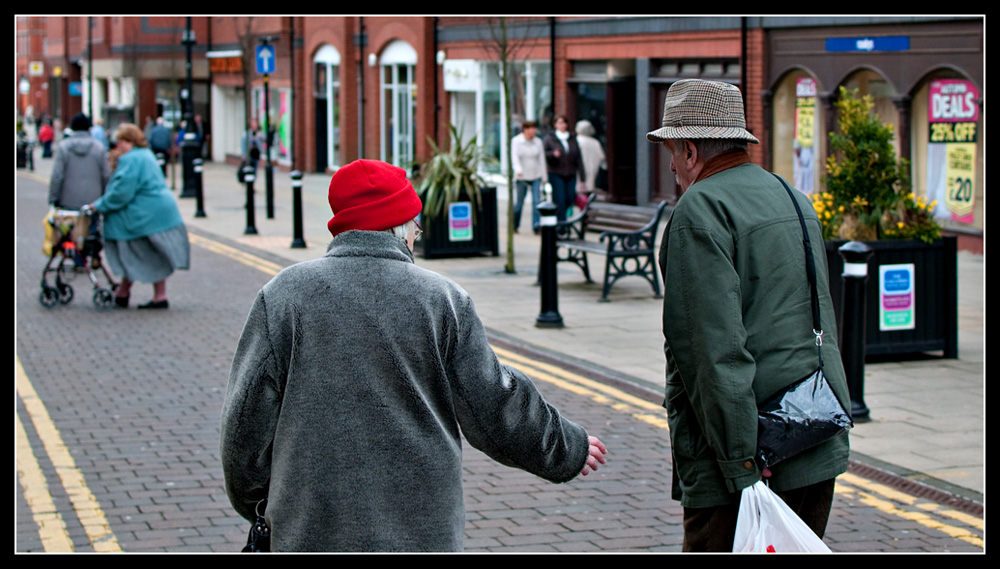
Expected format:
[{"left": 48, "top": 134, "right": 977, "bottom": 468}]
[{"left": 15, "top": 170, "right": 984, "bottom": 554}]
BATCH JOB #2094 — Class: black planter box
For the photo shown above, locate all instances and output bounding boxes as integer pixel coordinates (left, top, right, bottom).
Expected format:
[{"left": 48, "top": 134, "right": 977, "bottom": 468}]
[
  {"left": 415, "top": 186, "right": 500, "bottom": 259},
  {"left": 825, "top": 236, "right": 958, "bottom": 360}
]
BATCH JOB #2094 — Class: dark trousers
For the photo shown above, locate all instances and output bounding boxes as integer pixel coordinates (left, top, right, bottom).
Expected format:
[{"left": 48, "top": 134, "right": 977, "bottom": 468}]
[
  {"left": 681, "top": 478, "right": 836, "bottom": 552},
  {"left": 547, "top": 173, "right": 577, "bottom": 222}
]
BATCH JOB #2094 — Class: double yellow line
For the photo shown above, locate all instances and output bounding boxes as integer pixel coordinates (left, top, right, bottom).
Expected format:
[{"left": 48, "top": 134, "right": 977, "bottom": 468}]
[{"left": 16, "top": 358, "right": 121, "bottom": 552}]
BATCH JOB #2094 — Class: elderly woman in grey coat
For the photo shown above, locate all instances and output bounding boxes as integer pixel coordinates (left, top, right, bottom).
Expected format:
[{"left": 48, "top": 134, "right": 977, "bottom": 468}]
[{"left": 221, "top": 159, "right": 607, "bottom": 552}]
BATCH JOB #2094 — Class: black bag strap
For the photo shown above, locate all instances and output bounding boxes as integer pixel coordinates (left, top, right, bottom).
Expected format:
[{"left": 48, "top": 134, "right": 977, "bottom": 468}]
[{"left": 772, "top": 173, "right": 824, "bottom": 368}]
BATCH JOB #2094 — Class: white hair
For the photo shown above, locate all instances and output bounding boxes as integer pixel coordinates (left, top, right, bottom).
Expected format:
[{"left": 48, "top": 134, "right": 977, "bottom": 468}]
[{"left": 389, "top": 220, "right": 418, "bottom": 241}]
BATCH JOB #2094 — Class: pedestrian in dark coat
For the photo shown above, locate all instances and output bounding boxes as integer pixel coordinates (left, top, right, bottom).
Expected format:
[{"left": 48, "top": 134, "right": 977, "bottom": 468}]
[{"left": 543, "top": 115, "right": 586, "bottom": 221}]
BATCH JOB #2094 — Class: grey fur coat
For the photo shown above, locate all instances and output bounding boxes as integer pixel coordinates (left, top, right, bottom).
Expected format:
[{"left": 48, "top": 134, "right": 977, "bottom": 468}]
[{"left": 221, "top": 231, "right": 590, "bottom": 552}]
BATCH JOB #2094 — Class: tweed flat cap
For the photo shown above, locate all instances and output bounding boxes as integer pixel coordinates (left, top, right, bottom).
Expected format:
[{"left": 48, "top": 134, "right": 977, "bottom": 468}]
[{"left": 646, "top": 79, "right": 759, "bottom": 144}]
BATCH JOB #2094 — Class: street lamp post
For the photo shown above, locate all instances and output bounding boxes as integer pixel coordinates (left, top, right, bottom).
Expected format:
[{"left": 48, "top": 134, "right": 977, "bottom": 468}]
[{"left": 180, "top": 18, "right": 200, "bottom": 198}]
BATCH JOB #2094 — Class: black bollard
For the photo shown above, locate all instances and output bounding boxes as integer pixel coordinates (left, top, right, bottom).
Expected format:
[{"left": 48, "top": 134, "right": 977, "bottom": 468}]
[
  {"left": 838, "top": 240, "right": 874, "bottom": 423},
  {"left": 244, "top": 166, "right": 258, "bottom": 235},
  {"left": 193, "top": 158, "right": 206, "bottom": 218},
  {"left": 180, "top": 132, "right": 199, "bottom": 198},
  {"left": 290, "top": 170, "right": 306, "bottom": 249},
  {"left": 535, "top": 201, "right": 564, "bottom": 328},
  {"left": 156, "top": 151, "right": 167, "bottom": 177}
]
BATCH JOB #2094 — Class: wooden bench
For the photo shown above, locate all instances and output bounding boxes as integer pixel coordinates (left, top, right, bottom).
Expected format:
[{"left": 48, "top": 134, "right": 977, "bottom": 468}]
[{"left": 555, "top": 195, "right": 672, "bottom": 302}]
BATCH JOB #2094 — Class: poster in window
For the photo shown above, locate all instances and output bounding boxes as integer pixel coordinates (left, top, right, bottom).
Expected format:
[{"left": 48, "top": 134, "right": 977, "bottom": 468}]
[
  {"left": 793, "top": 78, "right": 816, "bottom": 194},
  {"left": 926, "top": 79, "right": 978, "bottom": 224}
]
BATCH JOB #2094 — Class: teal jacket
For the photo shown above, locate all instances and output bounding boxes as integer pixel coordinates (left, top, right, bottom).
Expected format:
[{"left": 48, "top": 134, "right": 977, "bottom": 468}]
[
  {"left": 659, "top": 160, "right": 850, "bottom": 508},
  {"left": 94, "top": 147, "right": 184, "bottom": 241}
]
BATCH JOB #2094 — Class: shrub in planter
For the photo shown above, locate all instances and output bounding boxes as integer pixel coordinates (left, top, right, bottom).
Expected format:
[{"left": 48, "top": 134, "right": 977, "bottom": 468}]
[
  {"left": 812, "top": 86, "right": 942, "bottom": 243},
  {"left": 415, "top": 124, "right": 495, "bottom": 223},
  {"left": 813, "top": 87, "right": 955, "bottom": 359},
  {"left": 413, "top": 125, "right": 499, "bottom": 258}
]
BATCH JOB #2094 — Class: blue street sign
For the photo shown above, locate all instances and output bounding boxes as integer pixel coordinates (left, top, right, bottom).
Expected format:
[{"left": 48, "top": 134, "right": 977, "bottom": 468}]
[{"left": 256, "top": 45, "right": 276, "bottom": 74}]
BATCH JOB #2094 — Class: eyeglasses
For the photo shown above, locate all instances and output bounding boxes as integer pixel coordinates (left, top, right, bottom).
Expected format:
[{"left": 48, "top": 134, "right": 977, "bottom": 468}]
[{"left": 413, "top": 220, "right": 423, "bottom": 242}]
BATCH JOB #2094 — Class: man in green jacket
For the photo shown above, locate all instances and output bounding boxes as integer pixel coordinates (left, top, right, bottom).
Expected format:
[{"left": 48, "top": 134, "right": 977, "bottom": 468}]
[{"left": 647, "top": 79, "right": 850, "bottom": 551}]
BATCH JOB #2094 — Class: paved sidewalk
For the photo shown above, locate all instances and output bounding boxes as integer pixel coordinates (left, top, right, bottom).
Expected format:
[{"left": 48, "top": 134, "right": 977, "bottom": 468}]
[{"left": 24, "top": 152, "right": 985, "bottom": 506}]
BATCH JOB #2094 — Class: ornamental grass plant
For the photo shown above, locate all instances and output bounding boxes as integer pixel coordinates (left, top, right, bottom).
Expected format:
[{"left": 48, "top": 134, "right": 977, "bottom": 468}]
[
  {"left": 812, "top": 86, "right": 941, "bottom": 243},
  {"left": 415, "top": 124, "right": 496, "bottom": 222}
]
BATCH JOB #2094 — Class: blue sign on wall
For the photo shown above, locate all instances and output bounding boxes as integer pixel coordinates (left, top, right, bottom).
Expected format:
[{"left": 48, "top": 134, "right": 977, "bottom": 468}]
[{"left": 826, "top": 36, "right": 910, "bottom": 53}]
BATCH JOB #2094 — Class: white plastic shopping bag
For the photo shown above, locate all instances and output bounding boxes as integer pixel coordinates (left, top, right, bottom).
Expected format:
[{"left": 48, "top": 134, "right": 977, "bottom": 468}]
[{"left": 733, "top": 481, "right": 831, "bottom": 552}]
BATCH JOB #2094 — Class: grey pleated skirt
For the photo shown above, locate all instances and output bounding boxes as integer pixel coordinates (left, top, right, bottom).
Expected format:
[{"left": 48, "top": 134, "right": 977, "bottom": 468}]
[{"left": 105, "top": 224, "right": 190, "bottom": 284}]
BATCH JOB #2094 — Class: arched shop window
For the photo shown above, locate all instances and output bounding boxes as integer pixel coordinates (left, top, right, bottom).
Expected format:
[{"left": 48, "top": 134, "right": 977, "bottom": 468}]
[
  {"left": 840, "top": 69, "right": 902, "bottom": 156},
  {"left": 313, "top": 44, "right": 341, "bottom": 172},
  {"left": 378, "top": 39, "right": 417, "bottom": 170},
  {"left": 771, "top": 71, "right": 824, "bottom": 195}
]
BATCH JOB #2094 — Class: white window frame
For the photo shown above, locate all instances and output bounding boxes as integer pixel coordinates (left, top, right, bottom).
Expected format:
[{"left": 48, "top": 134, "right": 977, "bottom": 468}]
[{"left": 378, "top": 39, "right": 417, "bottom": 170}]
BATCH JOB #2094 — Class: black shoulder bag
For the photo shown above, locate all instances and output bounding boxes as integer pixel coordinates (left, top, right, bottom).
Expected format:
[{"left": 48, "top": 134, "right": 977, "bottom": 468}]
[{"left": 756, "top": 174, "right": 853, "bottom": 470}]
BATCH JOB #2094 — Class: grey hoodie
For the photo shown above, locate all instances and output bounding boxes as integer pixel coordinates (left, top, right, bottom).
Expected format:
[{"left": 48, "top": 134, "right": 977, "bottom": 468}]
[{"left": 48, "top": 131, "right": 111, "bottom": 209}]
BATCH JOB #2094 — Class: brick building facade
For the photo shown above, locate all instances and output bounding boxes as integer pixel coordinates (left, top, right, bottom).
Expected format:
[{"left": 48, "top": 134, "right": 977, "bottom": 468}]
[{"left": 16, "top": 16, "right": 983, "bottom": 250}]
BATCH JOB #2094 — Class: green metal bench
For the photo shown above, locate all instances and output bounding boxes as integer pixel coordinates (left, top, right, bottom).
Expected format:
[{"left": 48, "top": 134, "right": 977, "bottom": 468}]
[{"left": 555, "top": 196, "right": 672, "bottom": 302}]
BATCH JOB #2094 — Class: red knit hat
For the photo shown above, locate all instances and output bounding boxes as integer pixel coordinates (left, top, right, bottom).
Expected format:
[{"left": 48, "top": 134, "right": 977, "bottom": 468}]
[{"left": 327, "top": 159, "right": 423, "bottom": 238}]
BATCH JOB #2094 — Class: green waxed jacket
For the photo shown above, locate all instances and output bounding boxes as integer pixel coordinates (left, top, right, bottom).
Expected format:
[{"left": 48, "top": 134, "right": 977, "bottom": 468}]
[{"left": 659, "top": 162, "right": 850, "bottom": 509}]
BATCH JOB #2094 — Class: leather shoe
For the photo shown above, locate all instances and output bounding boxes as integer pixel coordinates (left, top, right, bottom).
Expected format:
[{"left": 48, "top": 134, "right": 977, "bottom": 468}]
[
  {"left": 137, "top": 299, "right": 169, "bottom": 310},
  {"left": 114, "top": 294, "right": 129, "bottom": 308}
]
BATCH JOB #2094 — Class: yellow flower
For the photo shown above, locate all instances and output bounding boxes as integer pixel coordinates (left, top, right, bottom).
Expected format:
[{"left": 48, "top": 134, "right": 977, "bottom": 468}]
[{"left": 897, "top": 222, "right": 905, "bottom": 229}]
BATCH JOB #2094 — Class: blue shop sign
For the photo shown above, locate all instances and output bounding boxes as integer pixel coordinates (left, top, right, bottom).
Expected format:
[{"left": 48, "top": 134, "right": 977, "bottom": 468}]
[{"left": 825, "top": 36, "right": 910, "bottom": 52}]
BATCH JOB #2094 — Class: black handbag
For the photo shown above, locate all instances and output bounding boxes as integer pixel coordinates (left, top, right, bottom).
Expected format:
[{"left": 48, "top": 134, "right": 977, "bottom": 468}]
[
  {"left": 756, "top": 175, "right": 853, "bottom": 470},
  {"left": 241, "top": 499, "right": 270, "bottom": 552}
]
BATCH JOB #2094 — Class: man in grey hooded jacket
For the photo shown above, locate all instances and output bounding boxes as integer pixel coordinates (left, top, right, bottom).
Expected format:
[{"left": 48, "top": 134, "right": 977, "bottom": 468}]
[
  {"left": 48, "top": 113, "right": 110, "bottom": 210},
  {"left": 221, "top": 159, "right": 607, "bottom": 552}
]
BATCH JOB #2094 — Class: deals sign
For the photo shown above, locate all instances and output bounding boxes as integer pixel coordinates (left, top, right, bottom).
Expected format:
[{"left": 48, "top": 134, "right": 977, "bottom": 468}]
[{"left": 926, "top": 79, "right": 979, "bottom": 224}]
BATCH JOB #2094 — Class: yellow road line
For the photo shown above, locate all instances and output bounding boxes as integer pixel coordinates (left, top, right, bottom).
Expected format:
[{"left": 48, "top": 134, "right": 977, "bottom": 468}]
[
  {"left": 837, "top": 472, "right": 983, "bottom": 548},
  {"left": 189, "top": 233, "right": 283, "bottom": 276},
  {"left": 16, "top": 357, "right": 122, "bottom": 552},
  {"left": 16, "top": 413, "right": 74, "bottom": 552},
  {"left": 494, "top": 346, "right": 669, "bottom": 430}
]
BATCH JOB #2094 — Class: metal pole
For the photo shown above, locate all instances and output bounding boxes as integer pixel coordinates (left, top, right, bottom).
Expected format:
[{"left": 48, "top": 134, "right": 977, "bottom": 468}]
[
  {"left": 535, "top": 201, "right": 563, "bottom": 328},
  {"left": 260, "top": 36, "right": 275, "bottom": 219},
  {"left": 290, "top": 170, "right": 306, "bottom": 248},
  {"left": 244, "top": 166, "right": 258, "bottom": 235},
  {"left": 264, "top": 71, "right": 274, "bottom": 219},
  {"left": 838, "top": 240, "right": 873, "bottom": 423}
]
